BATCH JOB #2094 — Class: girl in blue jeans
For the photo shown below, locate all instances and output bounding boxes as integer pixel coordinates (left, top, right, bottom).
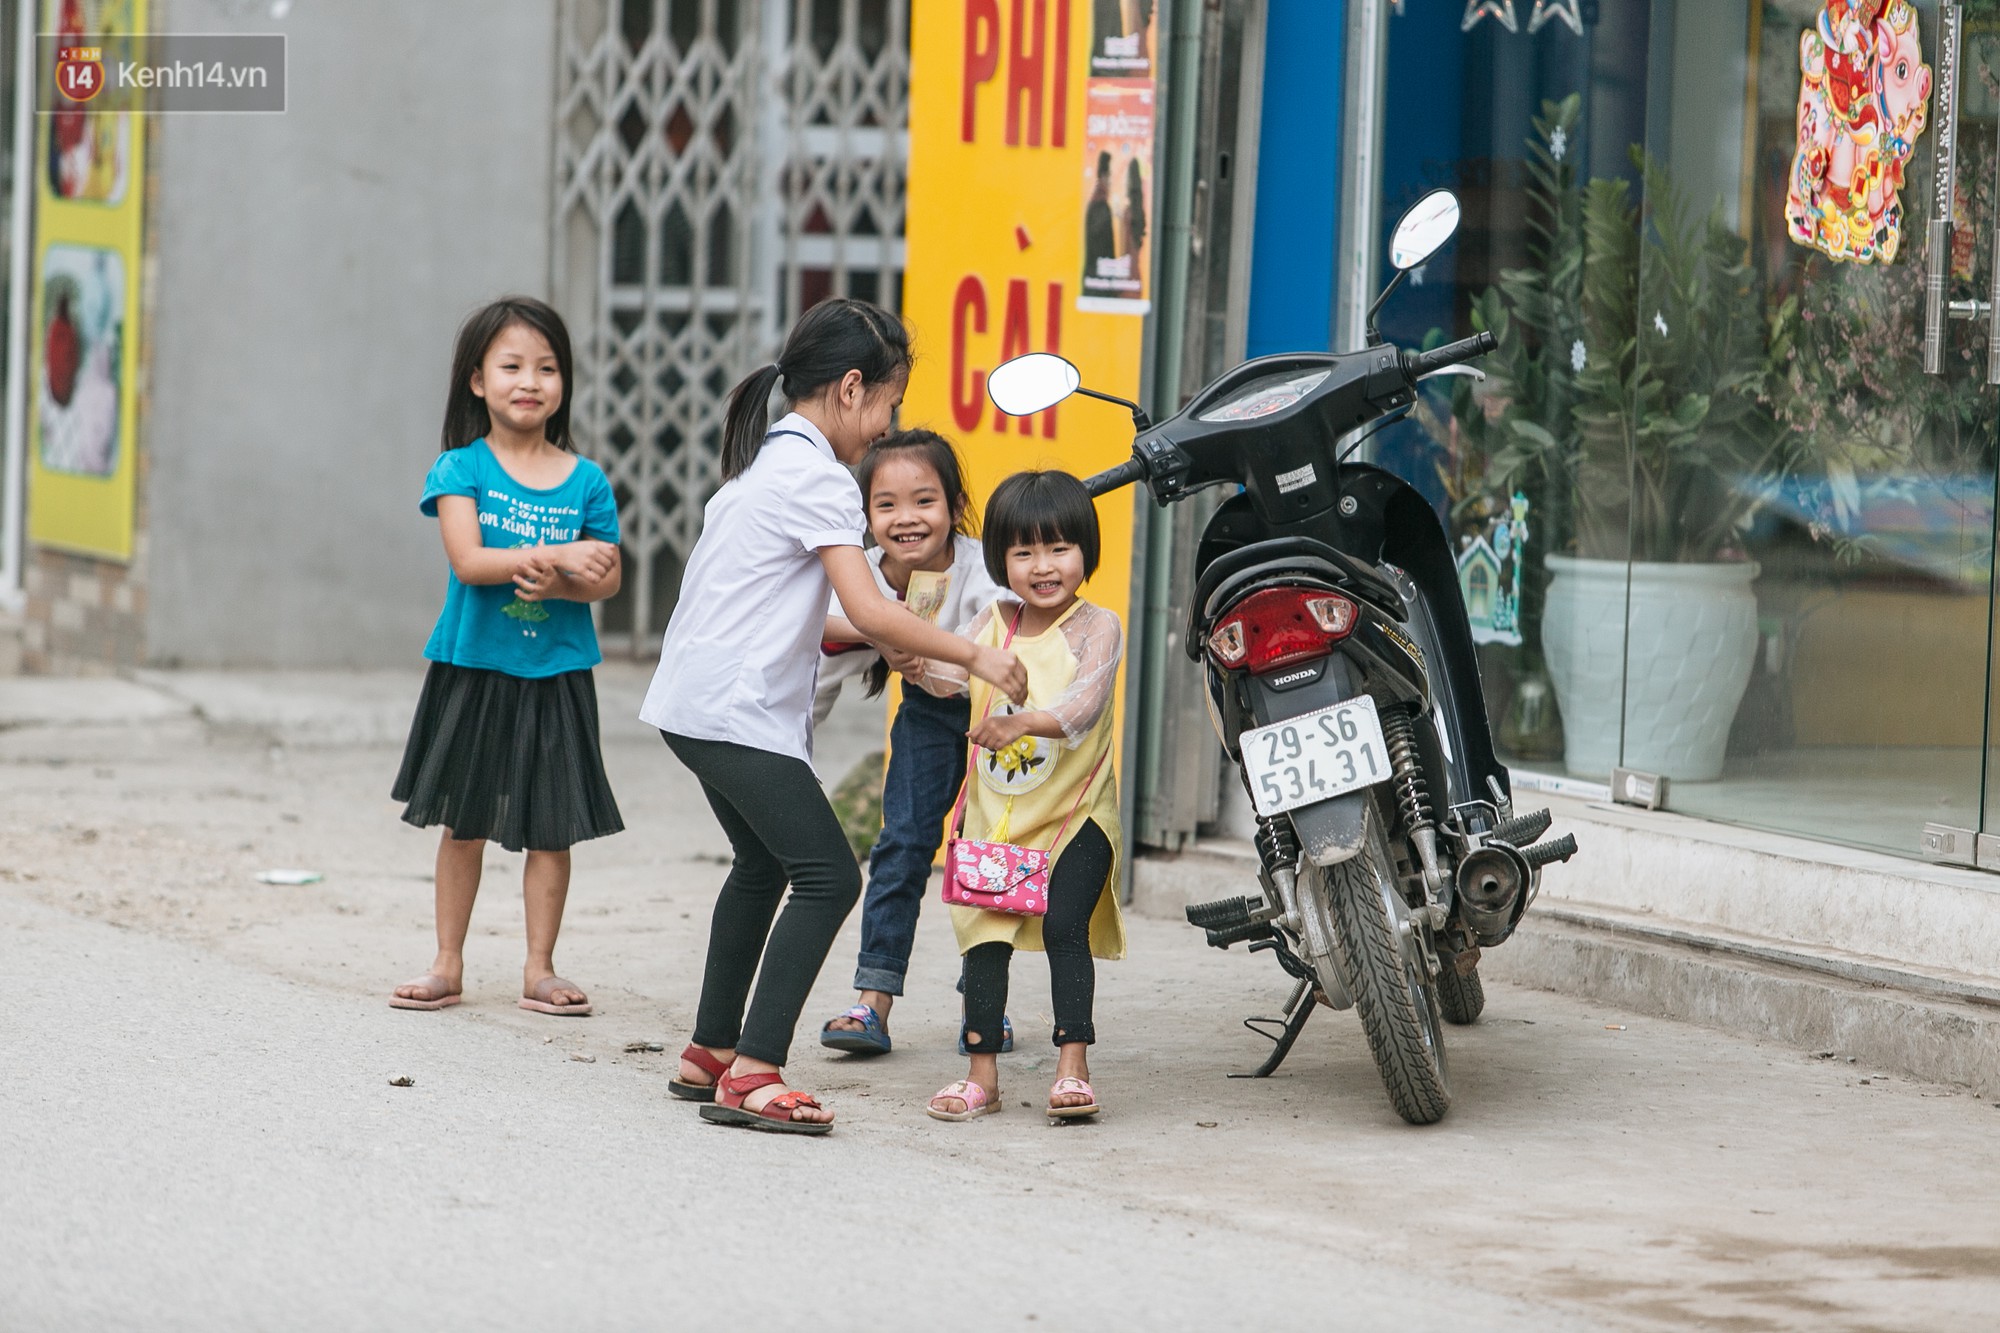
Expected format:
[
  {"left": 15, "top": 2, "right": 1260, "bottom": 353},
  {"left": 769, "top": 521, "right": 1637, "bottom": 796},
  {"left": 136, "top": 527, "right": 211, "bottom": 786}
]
[{"left": 815, "top": 431, "right": 1011, "bottom": 1056}]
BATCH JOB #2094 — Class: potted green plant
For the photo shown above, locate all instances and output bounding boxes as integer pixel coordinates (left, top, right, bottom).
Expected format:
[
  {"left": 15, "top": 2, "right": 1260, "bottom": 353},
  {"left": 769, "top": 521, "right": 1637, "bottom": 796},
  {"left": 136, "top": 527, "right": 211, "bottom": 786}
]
[
  {"left": 1428, "top": 97, "right": 1587, "bottom": 765},
  {"left": 1457, "top": 100, "right": 1779, "bottom": 780}
]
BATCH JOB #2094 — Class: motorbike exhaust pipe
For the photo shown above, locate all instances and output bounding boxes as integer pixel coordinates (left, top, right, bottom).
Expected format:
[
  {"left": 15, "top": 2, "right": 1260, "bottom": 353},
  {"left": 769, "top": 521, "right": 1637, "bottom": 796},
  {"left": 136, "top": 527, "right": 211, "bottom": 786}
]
[{"left": 1456, "top": 842, "right": 1532, "bottom": 945}]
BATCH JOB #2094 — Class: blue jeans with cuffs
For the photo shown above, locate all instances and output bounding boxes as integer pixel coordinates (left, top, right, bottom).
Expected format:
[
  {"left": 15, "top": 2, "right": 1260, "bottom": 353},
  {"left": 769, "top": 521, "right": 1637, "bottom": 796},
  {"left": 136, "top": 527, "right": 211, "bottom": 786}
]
[{"left": 853, "top": 680, "right": 971, "bottom": 996}]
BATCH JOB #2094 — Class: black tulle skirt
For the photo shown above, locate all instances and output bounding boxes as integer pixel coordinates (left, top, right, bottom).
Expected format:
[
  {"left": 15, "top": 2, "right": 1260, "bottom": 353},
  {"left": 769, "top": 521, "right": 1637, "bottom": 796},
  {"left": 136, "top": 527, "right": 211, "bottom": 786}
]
[{"left": 392, "top": 662, "right": 624, "bottom": 852}]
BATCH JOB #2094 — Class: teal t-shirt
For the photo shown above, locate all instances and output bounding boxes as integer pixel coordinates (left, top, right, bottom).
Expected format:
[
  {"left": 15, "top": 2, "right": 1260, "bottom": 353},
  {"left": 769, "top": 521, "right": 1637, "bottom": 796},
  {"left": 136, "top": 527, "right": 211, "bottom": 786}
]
[{"left": 419, "top": 439, "right": 621, "bottom": 679}]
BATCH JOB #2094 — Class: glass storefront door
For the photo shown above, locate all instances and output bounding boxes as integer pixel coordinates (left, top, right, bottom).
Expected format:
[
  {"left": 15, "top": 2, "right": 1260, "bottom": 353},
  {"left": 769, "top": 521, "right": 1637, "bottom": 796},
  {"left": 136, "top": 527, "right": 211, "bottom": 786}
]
[
  {"left": 1658, "top": 0, "right": 1998, "bottom": 852},
  {"left": 1372, "top": 0, "right": 2000, "bottom": 859}
]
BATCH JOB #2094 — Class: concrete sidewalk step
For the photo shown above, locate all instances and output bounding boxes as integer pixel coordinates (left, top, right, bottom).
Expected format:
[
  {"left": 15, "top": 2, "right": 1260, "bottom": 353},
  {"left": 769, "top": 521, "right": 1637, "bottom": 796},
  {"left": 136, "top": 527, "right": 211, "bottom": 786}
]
[
  {"left": 132, "top": 669, "right": 424, "bottom": 747},
  {"left": 1484, "top": 914, "right": 2000, "bottom": 1096},
  {"left": 1531, "top": 897, "right": 2000, "bottom": 1010},
  {"left": 1132, "top": 836, "right": 2000, "bottom": 1097},
  {"left": 1537, "top": 793, "right": 2000, "bottom": 981},
  {"left": 0, "top": 675, "right": 194, "bottom": 727}
]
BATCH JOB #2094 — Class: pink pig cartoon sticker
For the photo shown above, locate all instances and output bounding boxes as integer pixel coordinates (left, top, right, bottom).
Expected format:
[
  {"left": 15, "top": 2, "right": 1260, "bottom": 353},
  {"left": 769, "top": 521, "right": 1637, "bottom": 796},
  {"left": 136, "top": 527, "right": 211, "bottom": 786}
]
[{"left": 1785, "top": 0, "right": 1932, "bottom": 264}]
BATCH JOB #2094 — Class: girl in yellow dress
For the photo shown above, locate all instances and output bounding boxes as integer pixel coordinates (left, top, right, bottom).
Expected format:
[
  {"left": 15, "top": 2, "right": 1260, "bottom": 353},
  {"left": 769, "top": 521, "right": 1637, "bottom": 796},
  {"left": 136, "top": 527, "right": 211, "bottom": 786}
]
[{"left": 917, "top": 470, "right": 1125, "bottom": 1123}]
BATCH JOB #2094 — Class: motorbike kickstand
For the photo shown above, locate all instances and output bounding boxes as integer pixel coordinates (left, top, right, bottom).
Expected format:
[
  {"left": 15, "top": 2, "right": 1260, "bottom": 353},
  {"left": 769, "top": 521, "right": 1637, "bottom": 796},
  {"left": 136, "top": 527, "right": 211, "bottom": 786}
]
[{"left": 1230, "top": 979, "right": 1314, "bottom": 1079}]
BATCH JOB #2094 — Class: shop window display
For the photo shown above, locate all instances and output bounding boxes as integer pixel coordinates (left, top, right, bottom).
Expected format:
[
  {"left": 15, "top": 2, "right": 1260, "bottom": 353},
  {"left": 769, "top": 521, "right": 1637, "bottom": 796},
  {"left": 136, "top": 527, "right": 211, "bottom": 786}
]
[{"left": 1377, "top": 0, "right": 2000, "bottom": 857}]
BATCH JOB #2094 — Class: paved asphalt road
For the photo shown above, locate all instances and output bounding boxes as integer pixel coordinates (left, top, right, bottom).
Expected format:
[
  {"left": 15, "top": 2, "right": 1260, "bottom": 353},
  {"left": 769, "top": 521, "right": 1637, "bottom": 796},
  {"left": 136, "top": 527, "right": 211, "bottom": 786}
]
[{"left": 4, "top": 665, "right": 1998, "bottom": 1331}]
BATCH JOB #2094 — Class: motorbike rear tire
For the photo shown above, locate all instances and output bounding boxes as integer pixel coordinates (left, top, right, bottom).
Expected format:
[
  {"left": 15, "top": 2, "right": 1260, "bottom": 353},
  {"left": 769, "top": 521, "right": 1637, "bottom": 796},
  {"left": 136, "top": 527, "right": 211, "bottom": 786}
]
[
  {"left": 1319, "top": 798, "right": 1451, "bottom": 1125},
  {"left": 1437, "top": 960, "right": 1486, "bottom": 1025}
]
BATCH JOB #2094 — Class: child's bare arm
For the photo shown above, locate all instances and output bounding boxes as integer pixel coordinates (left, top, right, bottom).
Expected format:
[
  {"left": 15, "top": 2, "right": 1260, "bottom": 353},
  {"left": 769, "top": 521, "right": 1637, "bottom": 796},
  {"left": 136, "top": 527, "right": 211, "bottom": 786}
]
[
  {"left": 967, "top": 709, "right": 1066, "bottom": 749},
  {"left": 821, "top": 546, "right": 1027, "bottom": 704},
  {"left": 438, "top": 498, "right": 620, "bottom": 602},
  {"left": 548, "top": 543, "right": 622, "bottom": 603},
  {"left": 435, "top": 495, "right": 542, "bottom": 586}
]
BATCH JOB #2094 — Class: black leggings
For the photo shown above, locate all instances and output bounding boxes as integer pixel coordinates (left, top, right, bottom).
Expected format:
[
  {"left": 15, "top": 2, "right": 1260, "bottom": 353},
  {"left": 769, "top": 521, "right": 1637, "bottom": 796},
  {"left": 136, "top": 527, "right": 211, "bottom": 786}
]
[
  {"left": 962, "top": 819, "right": 1113, "bottom": 1051},
  {"left": 662, "top": 731, "right": 863, "bottom": 1066}
]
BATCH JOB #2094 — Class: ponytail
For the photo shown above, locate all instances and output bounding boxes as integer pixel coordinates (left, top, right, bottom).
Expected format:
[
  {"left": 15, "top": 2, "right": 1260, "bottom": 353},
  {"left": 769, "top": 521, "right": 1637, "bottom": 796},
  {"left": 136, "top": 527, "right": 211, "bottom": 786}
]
[
  {"left": 863, "top": 657, "right": 892, "bottom": 700},
  {"left": 720, "top": 362, "right": 785, "bottom": 480},
  {"left": 717, "top": 297, "right": 914, "bottom": 481}
]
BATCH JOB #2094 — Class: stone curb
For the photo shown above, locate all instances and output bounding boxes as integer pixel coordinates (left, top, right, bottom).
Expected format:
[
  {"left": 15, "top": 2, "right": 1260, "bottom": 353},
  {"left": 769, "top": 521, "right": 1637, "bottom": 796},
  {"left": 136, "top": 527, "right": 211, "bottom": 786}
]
[{"left": 1132, "top": 847, "right": 2000, "bottom": 1096}]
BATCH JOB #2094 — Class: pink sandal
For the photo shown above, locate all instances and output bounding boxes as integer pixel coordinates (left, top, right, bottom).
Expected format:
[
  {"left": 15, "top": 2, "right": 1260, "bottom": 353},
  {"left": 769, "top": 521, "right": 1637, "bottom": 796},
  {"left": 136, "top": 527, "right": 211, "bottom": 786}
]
[
  {"left": 927, "top": 1079, "right": 1002, "bottom": 1122},
  {"left": 1047, "top": 1076, "right": 1100, "bottom": 1121},
  {"left": 518, "top": 975, "right": 591, "bottom": 1017},
  {"left": 389, "top": 975, "right": 461, "bottom": 1010}
]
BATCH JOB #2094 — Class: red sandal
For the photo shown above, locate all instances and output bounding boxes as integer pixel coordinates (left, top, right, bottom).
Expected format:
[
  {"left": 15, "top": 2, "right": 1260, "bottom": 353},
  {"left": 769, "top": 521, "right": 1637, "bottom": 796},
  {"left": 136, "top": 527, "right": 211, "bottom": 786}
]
[
  {"left": 668, "top": 1044, "right": 731, "bottom": 1103},
  {"left": 698, "top": 1069, "right": 833, "bottom": 1136}
]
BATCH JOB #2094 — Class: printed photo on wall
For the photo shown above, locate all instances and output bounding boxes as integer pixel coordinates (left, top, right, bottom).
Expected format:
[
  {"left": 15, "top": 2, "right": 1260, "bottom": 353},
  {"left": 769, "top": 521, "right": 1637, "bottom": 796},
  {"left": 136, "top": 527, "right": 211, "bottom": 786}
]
[
  {"left": 46, "top": 0, "right": 135, "bottom": 204},
  {"left": 1078, "top": 80, "right": 1155, "bottom": 313},
  {"left": 38, "top": 243, "right": 124, "bottom": 478},
  {"left": 1090, "top": 0, "right": 1156, "bottom": 79}
]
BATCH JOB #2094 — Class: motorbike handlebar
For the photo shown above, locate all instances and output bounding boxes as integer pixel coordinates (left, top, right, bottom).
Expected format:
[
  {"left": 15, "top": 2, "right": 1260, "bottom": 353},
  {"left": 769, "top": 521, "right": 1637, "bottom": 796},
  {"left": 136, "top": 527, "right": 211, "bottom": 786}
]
[
  {"left": 1080, "top": 331, "right": 1495, "bottom": 501},
  {"left": 1402, "top": 331, "right": 1497, "bottom": 381},
  {"left": 1084, "top": 455, "right": 1148, "bottom": 497}
]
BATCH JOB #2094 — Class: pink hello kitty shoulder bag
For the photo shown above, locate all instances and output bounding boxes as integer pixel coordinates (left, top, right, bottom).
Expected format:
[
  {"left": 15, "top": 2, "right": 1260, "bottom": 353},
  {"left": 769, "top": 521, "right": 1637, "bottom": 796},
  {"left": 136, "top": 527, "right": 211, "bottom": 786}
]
[{"left": 943, "top": 609, "right": 1107, "bottom": 917}]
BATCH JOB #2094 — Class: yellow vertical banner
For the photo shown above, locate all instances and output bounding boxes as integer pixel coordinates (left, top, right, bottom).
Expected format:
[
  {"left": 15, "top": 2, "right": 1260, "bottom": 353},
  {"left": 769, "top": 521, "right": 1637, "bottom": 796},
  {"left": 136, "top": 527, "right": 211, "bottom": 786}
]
[
  {"left": 27, "top": 0, "right": 147, "bottom": 562},
  {"left": 903, "top": 0, "right": 1148, "bottom": 704}
]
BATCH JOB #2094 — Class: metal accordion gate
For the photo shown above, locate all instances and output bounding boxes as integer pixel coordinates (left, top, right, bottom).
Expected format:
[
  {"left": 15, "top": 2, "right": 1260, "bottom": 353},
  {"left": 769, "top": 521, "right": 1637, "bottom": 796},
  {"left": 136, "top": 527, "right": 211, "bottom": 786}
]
[{"left": 553, "top": 0, "right": 909, "bottom": 646}]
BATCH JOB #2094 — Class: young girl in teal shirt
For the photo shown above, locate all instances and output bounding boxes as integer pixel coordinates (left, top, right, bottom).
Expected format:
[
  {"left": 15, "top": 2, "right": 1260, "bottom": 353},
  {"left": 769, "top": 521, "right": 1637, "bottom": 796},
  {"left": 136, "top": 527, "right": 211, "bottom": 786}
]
[{"left": 390, "top": 297, "right": 624, "bottom": 1018}]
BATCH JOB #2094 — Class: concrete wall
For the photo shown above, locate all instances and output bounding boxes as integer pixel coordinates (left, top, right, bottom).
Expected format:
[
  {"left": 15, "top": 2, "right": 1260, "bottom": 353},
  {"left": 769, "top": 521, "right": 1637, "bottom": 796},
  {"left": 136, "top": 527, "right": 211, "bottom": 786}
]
[{"left": 143, "top": 0, "right": 557, "bottom": 667}]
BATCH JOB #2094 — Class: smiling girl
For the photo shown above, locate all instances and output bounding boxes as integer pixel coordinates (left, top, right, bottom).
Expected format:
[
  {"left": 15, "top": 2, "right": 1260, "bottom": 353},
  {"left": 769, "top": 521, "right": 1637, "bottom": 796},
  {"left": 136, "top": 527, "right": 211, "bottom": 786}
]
[
  {"left": 390, "top": 297, "right": 623, "bottom": 1019},
  {"left": 814, "top": 430, "right": 1008, "bottom": 1057},
  {"left": 915, "top": 469, "right": 1126, "bottom": 1124}
]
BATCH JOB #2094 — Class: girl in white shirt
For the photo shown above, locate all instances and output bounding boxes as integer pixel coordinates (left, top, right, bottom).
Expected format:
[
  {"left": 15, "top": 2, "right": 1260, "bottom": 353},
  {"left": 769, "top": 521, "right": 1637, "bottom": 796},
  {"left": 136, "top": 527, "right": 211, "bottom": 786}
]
[{"left": 641, "top": 298, "right": 1026, "bottom": 1135}]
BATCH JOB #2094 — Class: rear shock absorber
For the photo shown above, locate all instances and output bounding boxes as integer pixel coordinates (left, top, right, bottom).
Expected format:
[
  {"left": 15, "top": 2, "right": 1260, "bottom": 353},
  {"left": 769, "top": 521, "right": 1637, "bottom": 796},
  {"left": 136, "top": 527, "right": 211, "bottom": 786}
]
[
  {"left": 1380, "top": 702, "right": 1446, "bottom": 903},
  {"left": 1379, "top": 704, "right": 1433, "bottom": 836},
  {"left": 1254, "top": 814, "right": 1304, "bottom": 933},
  {"left": 1255, "top": 815, "right": 1301, "bottom": 877}
]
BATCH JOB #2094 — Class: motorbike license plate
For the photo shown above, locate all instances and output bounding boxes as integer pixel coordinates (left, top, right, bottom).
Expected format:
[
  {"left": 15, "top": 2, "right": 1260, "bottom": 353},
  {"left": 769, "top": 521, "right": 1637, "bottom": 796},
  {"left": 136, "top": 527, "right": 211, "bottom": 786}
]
[{"left": 1241, "top": 697, "right": 1390, "bottom": 818}]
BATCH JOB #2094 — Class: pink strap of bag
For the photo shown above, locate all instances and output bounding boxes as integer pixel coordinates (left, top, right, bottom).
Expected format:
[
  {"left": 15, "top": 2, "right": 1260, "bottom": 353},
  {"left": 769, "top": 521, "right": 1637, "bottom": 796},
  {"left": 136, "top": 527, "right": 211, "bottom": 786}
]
[{"left": 942, "top": 607, "right": 1107, "bottom": 918}]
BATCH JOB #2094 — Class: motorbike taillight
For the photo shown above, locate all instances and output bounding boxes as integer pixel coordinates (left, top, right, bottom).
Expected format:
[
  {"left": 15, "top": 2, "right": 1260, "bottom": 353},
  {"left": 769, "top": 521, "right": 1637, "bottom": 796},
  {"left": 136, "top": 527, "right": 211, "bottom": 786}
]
[{"left": 1206, "top": 587, "right": 1358, "bottom": 674}]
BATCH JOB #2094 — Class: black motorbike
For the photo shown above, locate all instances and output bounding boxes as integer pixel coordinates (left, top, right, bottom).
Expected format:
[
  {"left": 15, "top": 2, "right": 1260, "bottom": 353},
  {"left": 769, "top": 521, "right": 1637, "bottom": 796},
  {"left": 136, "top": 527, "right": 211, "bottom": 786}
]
[{"left": 985, "top": 189, "right": 1575, "bottom": 1124}]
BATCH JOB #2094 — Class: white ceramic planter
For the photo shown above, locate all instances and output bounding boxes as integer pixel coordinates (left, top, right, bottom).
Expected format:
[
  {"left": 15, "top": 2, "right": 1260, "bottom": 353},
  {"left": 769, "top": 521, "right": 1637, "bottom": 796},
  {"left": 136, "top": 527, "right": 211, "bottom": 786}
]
[{"left": 1542, "top": 555, "right": 1761, "bottom": 782}]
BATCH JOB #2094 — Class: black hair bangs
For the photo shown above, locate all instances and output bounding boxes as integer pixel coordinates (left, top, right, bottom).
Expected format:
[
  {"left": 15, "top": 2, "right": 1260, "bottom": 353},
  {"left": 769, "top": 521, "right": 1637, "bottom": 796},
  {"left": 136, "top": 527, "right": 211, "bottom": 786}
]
[
  {"left": 441, "top": 296, "right": 575, "bottom": 451},
  {"left": 981, "top": 470, "right": 1101, "bottom": 585}
]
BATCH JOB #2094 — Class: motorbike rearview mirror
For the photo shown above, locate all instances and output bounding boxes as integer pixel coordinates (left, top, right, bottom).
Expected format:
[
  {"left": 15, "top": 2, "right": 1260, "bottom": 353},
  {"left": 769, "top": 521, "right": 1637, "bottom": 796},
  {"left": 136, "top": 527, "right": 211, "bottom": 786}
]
[
  {"left": 987, "top": 353, "right": 1082, "bottom": 418},
  {"left": 1366, "top": 189, "right": 1463, "bottom": 346},
  {"left": 1388, "top": 189, "right": 1461, "bottom": 271}
]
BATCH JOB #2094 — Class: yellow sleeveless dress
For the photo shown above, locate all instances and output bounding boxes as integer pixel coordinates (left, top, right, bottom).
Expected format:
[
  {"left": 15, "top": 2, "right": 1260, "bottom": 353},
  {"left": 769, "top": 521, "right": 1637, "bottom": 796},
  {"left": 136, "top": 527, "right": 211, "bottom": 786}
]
[{"left": 952, "top": 599, "right": 1125, "bottom": 960}]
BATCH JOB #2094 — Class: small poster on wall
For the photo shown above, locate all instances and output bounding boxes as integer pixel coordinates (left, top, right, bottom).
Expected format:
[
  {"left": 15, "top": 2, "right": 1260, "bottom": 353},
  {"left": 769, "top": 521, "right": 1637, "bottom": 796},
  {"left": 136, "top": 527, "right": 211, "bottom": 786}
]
[
  {"left": 1089, "top": 0, "right": 1154, "bottom": 77},
  {"left": 37, "top": 244, "right": 124, "bottom": 479},
  {"left": 48, "top": 0, "right": 133, "bottom": 204},
  {"left": 1079, "top": 0, "right": 1156, "bottom": 314},
  {"left": 27, "top": 0, "right": 147, "bottom": 562},
  {"left": 1783, "top": 0, "right": 1932, "bottom": 264}
]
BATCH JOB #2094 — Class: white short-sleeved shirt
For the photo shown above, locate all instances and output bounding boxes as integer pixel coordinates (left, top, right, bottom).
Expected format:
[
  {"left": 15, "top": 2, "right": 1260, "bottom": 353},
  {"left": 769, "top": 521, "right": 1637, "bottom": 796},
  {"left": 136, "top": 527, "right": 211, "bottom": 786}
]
[
  {"left": 641, "top": 414, "right": 865, "bottom": 762},
  {"left": 812, "top": 534, "right": 1005, "bottom": 726}
]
